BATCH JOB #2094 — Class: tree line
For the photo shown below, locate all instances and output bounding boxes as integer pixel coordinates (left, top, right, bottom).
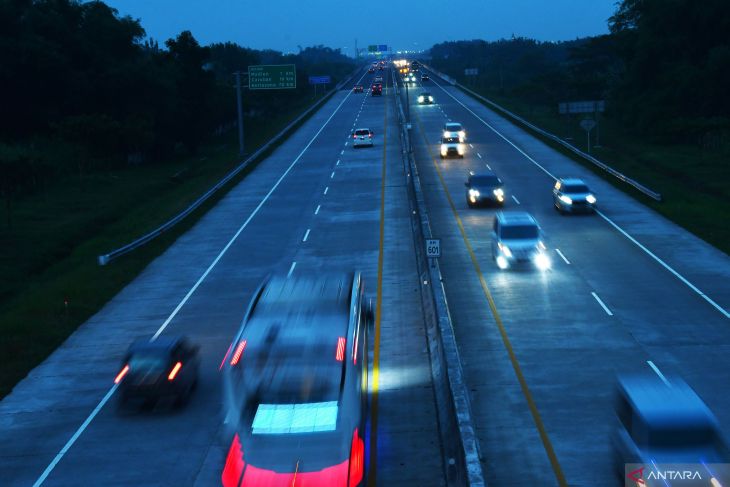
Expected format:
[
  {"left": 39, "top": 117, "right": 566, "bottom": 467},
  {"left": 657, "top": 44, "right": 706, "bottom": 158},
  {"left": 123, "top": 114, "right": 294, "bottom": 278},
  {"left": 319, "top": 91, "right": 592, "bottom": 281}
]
[
  {"left": 0, "top": 0, "right": 355, "bottom": 209},
  {"left": 429, "top": 0, "right": 730, "bottom": 148}
]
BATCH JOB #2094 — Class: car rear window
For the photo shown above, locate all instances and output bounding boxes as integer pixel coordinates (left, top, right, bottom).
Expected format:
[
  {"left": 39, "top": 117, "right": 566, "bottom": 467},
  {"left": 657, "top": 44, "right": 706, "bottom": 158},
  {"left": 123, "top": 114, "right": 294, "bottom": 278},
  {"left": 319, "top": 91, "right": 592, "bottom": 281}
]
[
  {"left": 355, "top": 129, "right": 370, "bottom": 136},
  {"left": 129, "top": 353, "right": 167, "bottom": 370},
  {"left": 501, "top": 225, "right": 538, "bottom": 239}
]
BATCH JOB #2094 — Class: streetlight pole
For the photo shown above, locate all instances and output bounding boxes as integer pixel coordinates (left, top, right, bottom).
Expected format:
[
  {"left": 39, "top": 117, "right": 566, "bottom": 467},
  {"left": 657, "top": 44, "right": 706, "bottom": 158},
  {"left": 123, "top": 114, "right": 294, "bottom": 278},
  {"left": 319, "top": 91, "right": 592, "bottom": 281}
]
[{"left": 235, "top": 71, "right": 244, "bottom": 155}]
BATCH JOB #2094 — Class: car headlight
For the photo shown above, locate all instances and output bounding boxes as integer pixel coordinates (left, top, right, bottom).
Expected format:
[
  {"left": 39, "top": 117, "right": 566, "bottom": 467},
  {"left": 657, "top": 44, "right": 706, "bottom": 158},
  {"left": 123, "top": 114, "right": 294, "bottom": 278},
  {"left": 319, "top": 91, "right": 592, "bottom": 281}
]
[
  {"left": 537, "top": 241, "right": 547, "bottom": 251},
  {"left": 586, "top": 194, "right": 597, "bottom": 204},
  {"left": 443, "top": 131, "right": 450, "bottom": 137},
  {"left": 440, "top": 145, "right": 447, "bottom": 156},
  {"left": 496, "top": 255, "right": 509, "bottom": 269},
  {"left": 498, "top": 243, "right": 512, "bottom": 257},
  {"left": 457, "top": 145, "right": 464, "bottom": 155},
  {"left": 459, "top": 131, "right": 465, "bottom": 139},
  {"left": 493, "top": 188, "right": 504, "bottom": 197},
  {"left": 534, "top": 252, "right": 551, "bottom": 270},
  {"left": 428, "top": 96, "right": 433, "bottom": 102},
  {"left": 559, "top": 194, "right": 573, "bottom": 205},
  {"left": 418, "top": 96, "right": 424, "bottom": 102},
  {"left": 469, "top": 189, "right": 480, "bottom": 197}
]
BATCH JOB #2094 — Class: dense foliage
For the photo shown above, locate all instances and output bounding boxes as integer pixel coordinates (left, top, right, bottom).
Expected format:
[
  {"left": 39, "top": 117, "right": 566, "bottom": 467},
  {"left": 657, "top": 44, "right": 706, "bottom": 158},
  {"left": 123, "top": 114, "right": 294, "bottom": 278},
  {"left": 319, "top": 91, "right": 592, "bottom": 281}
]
[
  {"left": 0, "top": 0, "right": 354, "bottom": 207},
  {"left": 429, "top": 0, "right": 730, "bottom": 146}
]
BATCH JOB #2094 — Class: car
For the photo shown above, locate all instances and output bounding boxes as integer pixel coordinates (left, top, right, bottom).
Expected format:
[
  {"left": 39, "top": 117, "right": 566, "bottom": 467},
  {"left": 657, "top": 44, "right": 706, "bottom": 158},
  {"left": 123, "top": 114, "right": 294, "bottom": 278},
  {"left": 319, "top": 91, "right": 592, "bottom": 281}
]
[
  {"left": 612, "top": 374, "right": 730, "bottom": 480},
  {"left": 373, "top": 76, "right": 383, "bottom": 84},
  {"left": 417, "top": 92, "right": 434, "bottom": 104},
  {"left": 443, "top": 122, "right": 466, "bottom": 142},
  {"left": 221, "top": 273, "right": 372, "bottom": 487},
  {"left": 490, "top": 211, "right": 551, "bottom": 270},
  {"left": 407, "top": 73, "right": 417, "bottom": 83},
  {"left": 371, "top": 83, "right": 382, "bottom": 96},
  {"left": 465, "top": 171, "right": 505, "bottom": 207},
  {"left": 352, "top": 85, "right": 364, "bottom": 93},
  {"left": 367, "top": 67, "right": 375, "bottom": 73},
  {"left": 421, "top": 74, "right": 430, "bottom": 82},
  {"left": 352, "top": 128, "right": 374, "bottom": 148},
  {"left": 114, "top": 336, "right": 200, "bottom": 409},
  {"left": 440, "top": 136, "right": 464, "bottom": 158},
  {"left": 552, "top": 178, "right": 597, "bottom": 214}
]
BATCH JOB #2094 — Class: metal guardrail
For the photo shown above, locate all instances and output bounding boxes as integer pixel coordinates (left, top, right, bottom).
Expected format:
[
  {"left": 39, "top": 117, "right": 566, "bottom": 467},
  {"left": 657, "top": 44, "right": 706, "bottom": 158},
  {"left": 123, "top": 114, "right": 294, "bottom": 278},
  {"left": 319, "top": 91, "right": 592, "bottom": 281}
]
[
  {"left": 393, "top": 70, "right": 486, "bottom": 487},
  {"left": 98, "top": 68, "right": 362, "bottom": 265},
  {"left": 425, "top": 65, "right": 662, "bottom": 201}
]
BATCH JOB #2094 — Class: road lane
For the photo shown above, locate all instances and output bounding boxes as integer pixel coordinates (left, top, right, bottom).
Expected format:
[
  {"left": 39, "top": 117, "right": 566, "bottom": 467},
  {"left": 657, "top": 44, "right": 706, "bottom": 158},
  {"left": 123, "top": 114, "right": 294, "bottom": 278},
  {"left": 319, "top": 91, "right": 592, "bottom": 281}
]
[
  {"left": 0, "top": 68, "right": 444, "bottom": 486},
  {"left": 407, "top": 69, "right": 730, "bottom": 486}
]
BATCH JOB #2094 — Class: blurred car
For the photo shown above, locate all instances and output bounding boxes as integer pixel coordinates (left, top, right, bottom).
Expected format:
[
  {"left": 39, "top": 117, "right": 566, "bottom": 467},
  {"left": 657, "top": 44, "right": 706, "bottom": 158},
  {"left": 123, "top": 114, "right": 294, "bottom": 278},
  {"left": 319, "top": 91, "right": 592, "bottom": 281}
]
[
  {"left": 443, "top": 122, "right": 466, "bottom": 142},
  {"left": 553, "top": 178, "right": 597, "bottom": 214},
  {"left": 373, "top": 76, "right": 383, "bottom": 84},
  {"left": 114, "top": 336, "right": 200, "bottom": 409},
  {"left": 371, "top": 83, "right": 382, "bottom": 96},
  {"left": 352, "top": 85, "right": 364, "bottom": 93},
  {"left": 612, "top": 374, "right": 730, "bottom": 482},
  {"left": 465, "top": 171, "right": 505, "bottom": 207},
  {"left": 440, "top": 136, "right": 464, "bottom": 158},
  {"left": 221, "top": 273, "right": 372, "bottom": 487},
  {"left": 421, "top": 74, "right": 430, "bottom": 82},
  {"left": 352, "top": 128, "right": 374, "bottom": 148},
  {"left": 491, "top": 211, "right": 551, "bottom": 270},
  {"left": 417, "top": 92, "right": 434, "bottom": 104},
  {"left": 367, "top": 67, "right": 375, "bottom": 74}
]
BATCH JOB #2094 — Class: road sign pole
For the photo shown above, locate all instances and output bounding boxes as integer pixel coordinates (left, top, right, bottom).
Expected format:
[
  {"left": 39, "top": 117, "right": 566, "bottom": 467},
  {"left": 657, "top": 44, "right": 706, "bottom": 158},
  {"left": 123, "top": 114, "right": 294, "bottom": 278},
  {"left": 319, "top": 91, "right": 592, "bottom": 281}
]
[{"left": 235, "top": 71, "right": 244, "bottom": 155}]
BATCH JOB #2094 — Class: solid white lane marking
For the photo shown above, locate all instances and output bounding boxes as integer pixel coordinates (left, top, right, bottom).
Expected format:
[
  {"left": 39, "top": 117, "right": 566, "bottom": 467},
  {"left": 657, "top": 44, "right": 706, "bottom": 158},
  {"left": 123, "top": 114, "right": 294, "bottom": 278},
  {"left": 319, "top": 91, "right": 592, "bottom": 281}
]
[
  {"left": 511, "top": 195, "right": 520, "bottom": 204},
  {"left": 555, "top": 248, "right": 570, "bottom": 265},
  {"left": 477, "top": 153, "right": 482, "bottom": 159},
  {"left": 303, "top": 229, "right": 310, "bottom": 242},
  {"left": 32, "top": 384, "right": 119, "bottom": 487},
  {"left": 31, "top": 69, "right": 370, "bottom": 487},
  {"left": 431, "top": 77, "right": 729, "bottom": 320},
  {"left": 315, "top": 204, "right": 321, "bottom": 215},
  {"left": 591, "top": 292, "right": 613, "bottom": 316},
  {"left": 647, "top": 360, "right": 671, "bottom": 386},
  {"left": 287, "top": 261, "right": 297, "bottom": 277},
  {"left": 330, "top": 171, "right": 335, "bottom": 179},
  {"left": 324, "top": 186, "right": 329, "bottom": 195}
]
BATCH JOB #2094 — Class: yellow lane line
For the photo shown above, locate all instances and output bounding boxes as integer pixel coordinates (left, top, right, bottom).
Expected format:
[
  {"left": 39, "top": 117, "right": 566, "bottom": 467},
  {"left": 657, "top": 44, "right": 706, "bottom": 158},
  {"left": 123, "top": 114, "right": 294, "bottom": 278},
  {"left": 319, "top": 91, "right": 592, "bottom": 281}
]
[
  {"left": 412, "top": 111, "right": 568, "bottom": 487},
  {"left": 367, "top": 68, "right": 388, "bottom": 486}
]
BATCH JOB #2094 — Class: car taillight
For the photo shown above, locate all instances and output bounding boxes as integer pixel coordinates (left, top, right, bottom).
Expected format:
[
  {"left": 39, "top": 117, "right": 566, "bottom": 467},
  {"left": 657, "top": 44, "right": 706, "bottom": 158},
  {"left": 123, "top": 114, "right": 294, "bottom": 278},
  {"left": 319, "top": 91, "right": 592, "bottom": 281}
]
[
  {"left": 222, "top": 434, "right": 245, "bottom": 487},
  {"left": 114, "top": 364, "right": 129, "bottom": 384},
  {"left": 230, "top": 339, "right": 247, "bottom": 366},
  {"left": 167, "top": 361, "right": 182, "bottom": 381},
  {"left": 348, "top": 428, "right": 364, "bottom": 486},
  {"left": 336, "top": 337, "right": 346, "bottom": 361}
]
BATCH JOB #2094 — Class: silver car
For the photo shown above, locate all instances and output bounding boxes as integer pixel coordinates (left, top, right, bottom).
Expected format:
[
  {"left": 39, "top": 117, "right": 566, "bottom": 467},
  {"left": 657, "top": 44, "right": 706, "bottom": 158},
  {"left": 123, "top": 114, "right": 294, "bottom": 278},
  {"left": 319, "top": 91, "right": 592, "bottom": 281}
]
[
  {"left": 351, "top": 128, "right": 374, "bottom": 148},
  {"left": 490, "top": 211, "right": 551, "bottom": 270},
  {"left": 552, "top": 178, "right": 597, "bottom": 214}
]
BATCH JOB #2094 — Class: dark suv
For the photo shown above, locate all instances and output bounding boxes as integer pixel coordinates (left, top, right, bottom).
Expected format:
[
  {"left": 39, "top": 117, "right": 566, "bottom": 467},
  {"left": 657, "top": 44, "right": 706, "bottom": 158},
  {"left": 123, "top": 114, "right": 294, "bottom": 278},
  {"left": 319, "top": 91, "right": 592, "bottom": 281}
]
[
  {"left": 371, "top": 83, "right": 382, "bottom": 96},
  {"left": 465, "top": 171, "right": 505, "bottom": 207}
]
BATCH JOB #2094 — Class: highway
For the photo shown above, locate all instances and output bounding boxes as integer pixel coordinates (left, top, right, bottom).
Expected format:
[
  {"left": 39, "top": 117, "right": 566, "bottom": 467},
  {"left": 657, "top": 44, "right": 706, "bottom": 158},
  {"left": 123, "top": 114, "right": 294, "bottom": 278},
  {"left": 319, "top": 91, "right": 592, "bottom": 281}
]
[
  {"left": 0, "top": 68, "right": 444, "bottom": 486},
  {"left": 405, "top": 68, "right": 730, "bottom": 485},
  {"left": 1, "top": 61, "right": 729, "bottom": 487}
]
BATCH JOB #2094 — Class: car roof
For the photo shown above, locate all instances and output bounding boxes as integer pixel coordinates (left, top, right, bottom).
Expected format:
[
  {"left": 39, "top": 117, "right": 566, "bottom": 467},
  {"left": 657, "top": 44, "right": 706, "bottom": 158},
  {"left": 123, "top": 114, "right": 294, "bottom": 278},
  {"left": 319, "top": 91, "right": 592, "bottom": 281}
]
[
  {"left": 129, "top": 336, "right": 184, "bottom": 354},
  {"left": 469, "top": 171, "right": 497, "bottom": 179},
  {"left": 496, "top": 211, "right": 538, "bottom": 226},
  {"left": 559, "top": 178, "right": 588, "bottom": 186},
  {"left": 617, "top": 375, "right": 718, "bottom": 429}
]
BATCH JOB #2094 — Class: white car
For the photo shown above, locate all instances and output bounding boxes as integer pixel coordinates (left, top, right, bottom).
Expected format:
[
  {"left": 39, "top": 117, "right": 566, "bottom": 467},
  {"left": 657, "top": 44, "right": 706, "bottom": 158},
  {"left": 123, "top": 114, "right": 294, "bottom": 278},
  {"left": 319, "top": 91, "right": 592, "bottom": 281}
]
[
  {"left": 440, "top": 136, "right": 464, "bottom": 158},
  {"left": 352, "top": 128, "right": 374, "bottom": 148},
  {"left": 443, "top": 122, "right": 466, "bottom": 142}
]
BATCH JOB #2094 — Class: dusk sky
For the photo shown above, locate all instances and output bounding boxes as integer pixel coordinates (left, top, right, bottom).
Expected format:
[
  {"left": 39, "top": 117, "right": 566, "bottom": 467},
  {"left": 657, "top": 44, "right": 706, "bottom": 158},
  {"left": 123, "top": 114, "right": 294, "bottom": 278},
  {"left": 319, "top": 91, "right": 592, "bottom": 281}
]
[{"left": 103, "top": 0, "right": 618, "bottom": 55}]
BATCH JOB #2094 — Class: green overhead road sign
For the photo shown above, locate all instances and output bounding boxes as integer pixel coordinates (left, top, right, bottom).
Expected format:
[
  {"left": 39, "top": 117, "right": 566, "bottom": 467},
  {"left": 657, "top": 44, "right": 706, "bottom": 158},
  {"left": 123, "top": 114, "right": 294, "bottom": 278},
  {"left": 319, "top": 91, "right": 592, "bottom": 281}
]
[
  {"left": 247, "top": 64, "right": 296, "bottom": 89},
  {"left": 368, "top": 45, "right": 378, "bottom": 52}
]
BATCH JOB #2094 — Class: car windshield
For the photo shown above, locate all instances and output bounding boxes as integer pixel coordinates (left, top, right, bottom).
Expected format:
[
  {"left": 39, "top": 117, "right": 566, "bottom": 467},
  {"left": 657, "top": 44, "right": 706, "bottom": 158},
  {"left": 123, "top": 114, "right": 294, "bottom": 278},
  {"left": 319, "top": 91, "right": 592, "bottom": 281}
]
[
  {"left": 501, "top": 225, "right": 538, "bottom": 239},
  {"left": 446, "top": 125, "right": 462, "bottom": 132},
  {"left": 563, "top": 184, "right": 590, "bottom": 193},
  {"left": 471, "top": 176, "right": 500, "bottom": 186},
  {"left": 421, "top": 93, "right": 431, "bottom": 97}
]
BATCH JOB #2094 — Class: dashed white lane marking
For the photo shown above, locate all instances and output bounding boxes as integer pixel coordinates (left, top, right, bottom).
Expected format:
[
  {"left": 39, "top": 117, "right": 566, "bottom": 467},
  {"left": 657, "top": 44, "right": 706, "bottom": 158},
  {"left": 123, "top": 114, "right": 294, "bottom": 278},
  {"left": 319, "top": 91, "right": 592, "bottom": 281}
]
[
  {"left": 345, "top": 142, "right": 348, "bottom": 146},
  {"left": 340, "top": 150, "right": 344, "bottom": 155},
  {"left": 486, "top": 164, "right": 491, "bottom": 170},
  {"left": 647, "top": 360, "right": 671, "bottom": 386},
  {"left": 555, "top": 248, "right": 570, "bottom": 265},
  {"left": 469, "top": 143, "right": 474, "bottom": 148},
  {"left": 477, "top": 153, "right": 482, "bottom": 159},
  {"left": 324, "top": 186, "right": 329, "bottom": 195},
  {"left": 330, "top": 171, "right": 335, "bottom": 179},
  {"left": 287, "top": 261, "right": 297, "bottom": 277},
  {"left": 591, "top": 292, "right": 613, "bottom": 316},
  {"left": 315, "top": 204, "right": 321, "bottom": 215},
  {"left": 336, "top": 160, "right": 340, "bottom": 166},
  {"left": 430, "top": 76, "right": 730, "bottom": 320},
  {"left": 511, "top": 195, "right": 520, "bottom": 204},
  {"left": 303, "top": 229, "right": 310, "bottom": 242}
]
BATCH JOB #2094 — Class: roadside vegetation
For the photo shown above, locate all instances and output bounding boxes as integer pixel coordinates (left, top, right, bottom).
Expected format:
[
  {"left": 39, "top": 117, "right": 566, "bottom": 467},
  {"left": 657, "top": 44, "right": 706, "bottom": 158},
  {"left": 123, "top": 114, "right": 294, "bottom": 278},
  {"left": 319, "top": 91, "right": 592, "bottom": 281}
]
[
  {"left": 429, "top": 0, "right": 730, "bottom": 254},
  {"left": 0, "top": 0, "right": 355, "bottom": 398}
]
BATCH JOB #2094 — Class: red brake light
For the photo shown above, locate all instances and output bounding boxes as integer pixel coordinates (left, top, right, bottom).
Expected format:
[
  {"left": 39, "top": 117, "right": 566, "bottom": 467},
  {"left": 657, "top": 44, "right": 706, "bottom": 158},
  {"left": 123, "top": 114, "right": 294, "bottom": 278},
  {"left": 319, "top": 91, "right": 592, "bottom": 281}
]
[
  {"left": 114, "top": 364, "right": 129, "bottom": 384},
  {"left": 230, "top": 339, "right": 247, "bottom": 365},
  {"left": 222, "top": 433, "right": 245, "bottom": 487},
  {"left": 336, "top": 337, "right": 346, "bottom": 361},
  {"left": 167, "top": 361, "right": 182, "bottom": 381},
  {"left": 348, "top": 428, "right": 365, "bottom": 486}
]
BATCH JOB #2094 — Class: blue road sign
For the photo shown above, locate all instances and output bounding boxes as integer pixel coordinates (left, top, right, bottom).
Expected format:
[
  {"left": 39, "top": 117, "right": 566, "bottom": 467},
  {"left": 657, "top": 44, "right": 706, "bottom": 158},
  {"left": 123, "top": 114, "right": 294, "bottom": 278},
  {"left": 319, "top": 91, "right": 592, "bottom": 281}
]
[
  {"left": 377, "top": 44, "right": 388, "bottom": 52},
  {"left": 308, "top": 75, "right": 331, "bottom": 85}
]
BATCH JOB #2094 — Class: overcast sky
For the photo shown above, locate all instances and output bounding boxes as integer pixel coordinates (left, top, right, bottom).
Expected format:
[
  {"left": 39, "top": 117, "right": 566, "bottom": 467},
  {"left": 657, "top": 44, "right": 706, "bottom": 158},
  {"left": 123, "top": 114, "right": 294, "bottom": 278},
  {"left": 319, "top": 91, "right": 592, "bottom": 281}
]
[{"left": 104, "top": 0, "right": 618, "bottom": 55}]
